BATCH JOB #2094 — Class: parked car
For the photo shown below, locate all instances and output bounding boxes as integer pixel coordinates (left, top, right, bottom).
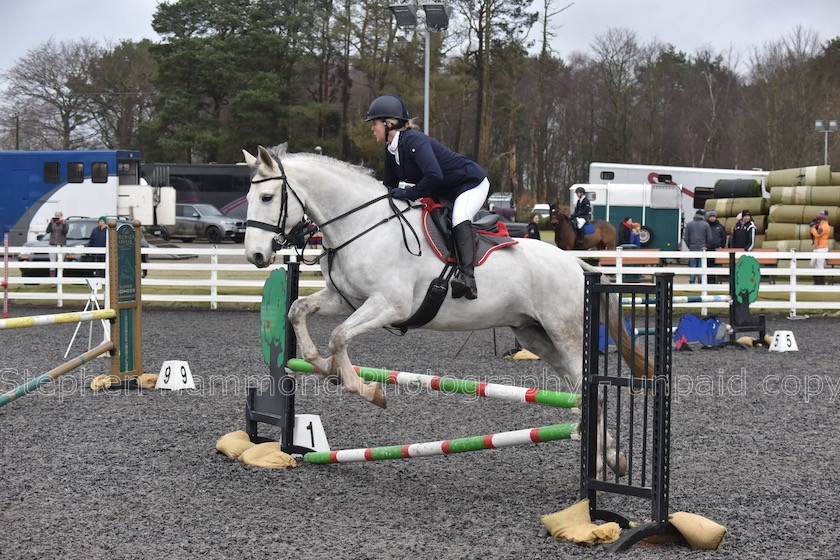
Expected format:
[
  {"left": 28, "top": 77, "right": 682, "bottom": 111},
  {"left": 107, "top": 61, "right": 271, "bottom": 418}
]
[
  {"left": 532, "top": 203, "right": 551, "bottom": 219},
  {"left": 17, "top": 217, "right": 149, "bottom": 277},
  {"left": 473, "top": 210, "right": 528, "bottom": 238},
  {"left": 161, "top": 203, "right": 246, "bottom": 243}
]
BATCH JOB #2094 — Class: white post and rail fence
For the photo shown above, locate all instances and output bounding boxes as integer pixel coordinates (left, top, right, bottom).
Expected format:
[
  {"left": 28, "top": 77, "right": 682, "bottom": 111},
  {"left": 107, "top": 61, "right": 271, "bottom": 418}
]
[{"left": 3, "top": 245, "right": 840, "bottom": 316}]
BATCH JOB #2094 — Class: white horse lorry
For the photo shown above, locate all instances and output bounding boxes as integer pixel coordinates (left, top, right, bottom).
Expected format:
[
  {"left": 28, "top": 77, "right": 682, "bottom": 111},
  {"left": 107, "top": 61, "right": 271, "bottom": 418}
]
[
  {"left": 571, "top": 183, "right": 683, "bottom": 250},
  {"left": 585, "top": 162, "right": 770, "bottom": 250},
  {"left": 588, "top": 162, "right": 769, "bottom": 219},
  {"left": 1, "top": 150, "right": 175, "bottom": 245}
]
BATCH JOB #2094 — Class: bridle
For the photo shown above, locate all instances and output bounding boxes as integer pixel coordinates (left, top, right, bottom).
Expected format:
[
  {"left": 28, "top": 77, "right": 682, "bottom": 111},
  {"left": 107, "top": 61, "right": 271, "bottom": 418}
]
[
  {"left": 244, "top": 158, "right": 422, "bottom": 261},
  {"left": 245, "top": 159, "right": 309, "bottom": 251}
]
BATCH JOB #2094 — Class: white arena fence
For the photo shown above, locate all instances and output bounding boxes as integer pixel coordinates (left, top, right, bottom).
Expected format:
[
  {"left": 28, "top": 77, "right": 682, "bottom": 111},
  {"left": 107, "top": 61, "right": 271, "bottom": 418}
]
[{"left": 3, "top": 246, "right": 840, "bottom": 316}]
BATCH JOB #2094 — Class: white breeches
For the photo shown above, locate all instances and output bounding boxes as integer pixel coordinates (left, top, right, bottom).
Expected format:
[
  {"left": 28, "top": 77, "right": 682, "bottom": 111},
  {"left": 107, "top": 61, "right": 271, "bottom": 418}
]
[{"left": 452, "top": 178, "right": 490, "bottom": 226}]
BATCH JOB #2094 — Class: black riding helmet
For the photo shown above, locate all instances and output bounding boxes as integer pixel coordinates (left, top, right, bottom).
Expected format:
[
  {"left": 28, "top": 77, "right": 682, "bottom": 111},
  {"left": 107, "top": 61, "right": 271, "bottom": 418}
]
[
  {"left": 575, "top": 186, "right": 586, "bottom": 194},
  {"left": 365, "top": 94, "right": 410, "bottom": 123}
]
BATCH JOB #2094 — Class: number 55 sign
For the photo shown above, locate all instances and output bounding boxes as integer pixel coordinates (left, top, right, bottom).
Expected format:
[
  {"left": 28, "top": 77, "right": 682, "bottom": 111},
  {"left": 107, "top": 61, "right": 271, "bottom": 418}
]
[{"left": 769, "top": 331, "right": 798, "bottom": 353}]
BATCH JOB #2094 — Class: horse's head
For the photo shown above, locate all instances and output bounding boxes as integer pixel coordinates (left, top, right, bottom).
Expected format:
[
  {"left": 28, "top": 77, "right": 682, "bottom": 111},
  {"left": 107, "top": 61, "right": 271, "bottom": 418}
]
[
  {"left": 549, "top": 204, "right": 566, "bottom": 227},
  {"left": 242, "top": 145, "right": 306, "bottom": 267}
]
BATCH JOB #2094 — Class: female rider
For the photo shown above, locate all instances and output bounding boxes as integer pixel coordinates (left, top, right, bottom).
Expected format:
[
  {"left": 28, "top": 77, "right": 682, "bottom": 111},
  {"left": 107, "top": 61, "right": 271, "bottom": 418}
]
[{"left": 366, "top": 94, "right": 489, "bottom": 300}]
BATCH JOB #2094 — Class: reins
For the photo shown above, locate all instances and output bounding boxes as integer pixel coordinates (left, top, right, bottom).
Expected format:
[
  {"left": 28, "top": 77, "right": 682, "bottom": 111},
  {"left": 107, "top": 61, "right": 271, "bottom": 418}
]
[{"left": 245, "top": 160, "right": 424, "bottom": 311}]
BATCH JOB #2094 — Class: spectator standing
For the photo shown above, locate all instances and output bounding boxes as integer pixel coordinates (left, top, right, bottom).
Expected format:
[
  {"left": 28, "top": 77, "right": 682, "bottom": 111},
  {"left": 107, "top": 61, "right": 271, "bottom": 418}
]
[
  {"left": 810, "top": 210, "right": 830, "bottom": 285},
  {"left": 88, "top": 216, "right": 108, "bottom": 248},
  {"left": 706, "top": 210, "right": 727, "bottom": 281},
  {"left": 630, "top": 222, "right": 642, "bottom": 248},
  {"left": 617, "top": 216, "right": 633, "bottom": 246},
  {"left": 45, "top": 211, "right": 68, "bottom": 277},
  {"left": 683, "top": 210, "right": 713, "bottom": 283},
  {"left": 88, "top": 216, "right": 108, "bottom": 275},
  {"left": 730, "top": 210, "right": 756, "bottom": 250},
  {"left": 526, "top": 214, "right": 541, "bottom": 240}
]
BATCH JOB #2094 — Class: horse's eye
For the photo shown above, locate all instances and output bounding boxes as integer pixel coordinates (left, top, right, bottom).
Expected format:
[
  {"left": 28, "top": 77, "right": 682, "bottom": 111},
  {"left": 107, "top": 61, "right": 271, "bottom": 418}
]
[{"left": 261, "top": 194, "right": 274, "bottom": 203}]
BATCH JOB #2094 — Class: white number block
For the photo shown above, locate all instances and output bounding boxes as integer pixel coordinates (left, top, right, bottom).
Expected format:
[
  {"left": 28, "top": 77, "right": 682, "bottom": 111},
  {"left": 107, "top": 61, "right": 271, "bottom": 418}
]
[
  {"left": 155, "top": 360, "right": 196, "bottom": 390},
  {"left": 768, "top": 331, "right": 798, "bottom": 352},
  {"left": 293, "top": 414, "right": 330, "bottom": 452}
]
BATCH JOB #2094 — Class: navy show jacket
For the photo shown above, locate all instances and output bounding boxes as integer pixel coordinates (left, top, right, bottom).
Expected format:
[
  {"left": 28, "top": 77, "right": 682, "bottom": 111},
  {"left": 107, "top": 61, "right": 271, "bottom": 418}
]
[{"left": 383, "top": 128, "right": 487, "bottom": 202}]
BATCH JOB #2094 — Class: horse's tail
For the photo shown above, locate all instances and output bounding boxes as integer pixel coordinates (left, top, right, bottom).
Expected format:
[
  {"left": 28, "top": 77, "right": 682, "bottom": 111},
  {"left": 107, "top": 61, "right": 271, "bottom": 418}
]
[{"left": 577, "top": 259, "right": 655, "bottom": 378}]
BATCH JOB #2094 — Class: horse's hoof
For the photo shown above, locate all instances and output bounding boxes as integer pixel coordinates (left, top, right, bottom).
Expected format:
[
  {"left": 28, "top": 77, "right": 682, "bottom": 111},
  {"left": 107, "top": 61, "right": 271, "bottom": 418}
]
[
  {"left": 609, "top": 452, "right": 628, "bottom": 477},
  {"left": 370, "top": 382, "right": 387, "bottom": 409}
]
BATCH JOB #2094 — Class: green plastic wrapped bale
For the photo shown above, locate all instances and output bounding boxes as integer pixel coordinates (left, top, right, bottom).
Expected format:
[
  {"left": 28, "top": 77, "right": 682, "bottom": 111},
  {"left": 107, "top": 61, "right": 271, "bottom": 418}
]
[
  {"left": 767, "top": 165, "right": 832, "bottom": 188},
  {"left": 713, "top": 179, "right": 762, "bottom": 198},
  {"left": 704, "top": 197, "right": 767, "bottom": 218},
  {"left": 765, "top": 223, "right": 834, "bottom": 241},
  {"left": 761, "top": 239, "right": 837, "bottom": 251},
  {"left": 768, "top": 205, "right": 840, "bottom": 226},
  {"left": 769, "top": 186, "right": 840, "bottom": 206}
]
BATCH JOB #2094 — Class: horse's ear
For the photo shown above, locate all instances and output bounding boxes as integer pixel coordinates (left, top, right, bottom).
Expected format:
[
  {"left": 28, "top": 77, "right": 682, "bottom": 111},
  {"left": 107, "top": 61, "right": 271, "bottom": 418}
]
[
  {"left": 257, "top": 145, "right": 280, "bottom": 172},
  {"left": 242, "top": 149, "right": 257, "bottom": 167}
]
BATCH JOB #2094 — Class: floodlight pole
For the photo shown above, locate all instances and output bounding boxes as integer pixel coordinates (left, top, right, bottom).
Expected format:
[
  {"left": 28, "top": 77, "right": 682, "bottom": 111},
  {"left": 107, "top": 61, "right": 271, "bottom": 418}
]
[{"left": 815, "top": 119, "right": 838, "bottom": 166}]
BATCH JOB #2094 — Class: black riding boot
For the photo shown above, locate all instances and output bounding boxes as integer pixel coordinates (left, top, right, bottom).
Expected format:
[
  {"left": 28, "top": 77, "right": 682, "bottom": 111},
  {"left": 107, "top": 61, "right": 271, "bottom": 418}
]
[
  {"left": 576, "top": 226, "right": 586, "bottom": 247},
  {"left": 450, "top": 221, "right": 478, "bottom": 300}
]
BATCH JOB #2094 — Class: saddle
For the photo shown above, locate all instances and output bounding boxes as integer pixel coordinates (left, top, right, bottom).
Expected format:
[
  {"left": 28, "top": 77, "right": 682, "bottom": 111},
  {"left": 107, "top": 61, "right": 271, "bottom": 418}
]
[
  {"left": 391, "top": 198, "right": 517, "bottom": 333},
  {"left": 421, "top": 198, "right": 518, "bottom": 266}
]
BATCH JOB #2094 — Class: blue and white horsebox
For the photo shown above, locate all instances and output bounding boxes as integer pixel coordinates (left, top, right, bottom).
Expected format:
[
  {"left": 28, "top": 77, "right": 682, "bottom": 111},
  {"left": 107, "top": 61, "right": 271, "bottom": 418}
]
[
  {"left": 571, "top": 182, "right": 683, "bottom": 250},
  {"left": 0, "top": 150, "right": 175, "bottom": 245}
]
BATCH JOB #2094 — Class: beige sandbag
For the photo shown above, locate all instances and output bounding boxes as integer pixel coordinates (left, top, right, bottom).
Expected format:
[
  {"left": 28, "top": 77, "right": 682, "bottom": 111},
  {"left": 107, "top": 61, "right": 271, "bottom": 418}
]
[
  {"left": 512, "top": 349, "right": 540, "bottom": 360},
  {"left": 136, "top": 373, "right": 158, "bottom": 389},
  {"left": 541, "top": 499, "right": 621, "bottom": 545},
  {"left": 668, "top": 511, "right": 727, "bottom": 550},
  {"left": 216, "top": 430, "right": 255, "bottom": 459},
  {"left": 767, "top": 165, "right": 832, "bottom": 187},
  {"left": 833, "top": 172, "right": 840, "bottom": 186},
  {"left": 239, "top": 441, "right": 297, "bottom": 469},
  {"left": 90, "top": 374, "right": 118, "bottom": 391}
]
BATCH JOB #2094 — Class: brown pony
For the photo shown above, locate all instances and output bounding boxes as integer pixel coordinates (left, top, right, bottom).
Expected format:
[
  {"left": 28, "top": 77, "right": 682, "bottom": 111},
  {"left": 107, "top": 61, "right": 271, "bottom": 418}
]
[{"left": 549, "top": 204, "right": 617, "bottom": 251}]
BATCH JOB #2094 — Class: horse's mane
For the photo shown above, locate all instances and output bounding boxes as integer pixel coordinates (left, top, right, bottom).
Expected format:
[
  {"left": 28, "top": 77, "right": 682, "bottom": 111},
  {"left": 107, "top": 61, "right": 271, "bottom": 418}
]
[{"left": 266, "top": 145, "right": 376, "bottom": 180}]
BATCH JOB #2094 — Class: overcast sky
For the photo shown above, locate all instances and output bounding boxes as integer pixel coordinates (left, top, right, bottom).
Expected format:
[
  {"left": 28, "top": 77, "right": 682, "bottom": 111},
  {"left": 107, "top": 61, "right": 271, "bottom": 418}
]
[{"left": 1, "top": 0, "right": 838, "bottom": 76}]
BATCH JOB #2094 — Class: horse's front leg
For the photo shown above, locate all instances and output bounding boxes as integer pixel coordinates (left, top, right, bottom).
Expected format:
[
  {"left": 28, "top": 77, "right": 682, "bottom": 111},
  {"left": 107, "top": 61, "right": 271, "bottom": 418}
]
[
  {"left": 288, "top": 288, "right": 354, "bottom": 382},
  {"left": 328, "top": 294, "right": 407, "bottom": 409}
]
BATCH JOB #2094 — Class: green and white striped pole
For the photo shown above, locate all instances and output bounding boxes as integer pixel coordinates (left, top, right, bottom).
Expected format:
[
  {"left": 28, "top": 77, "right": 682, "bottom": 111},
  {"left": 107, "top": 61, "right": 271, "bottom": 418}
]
[
  {"left": 287, "top": 359, "right": 580, "bottom": 409},
  {"left": 304, "top": 422, "right": 578, "bottom": 464}
]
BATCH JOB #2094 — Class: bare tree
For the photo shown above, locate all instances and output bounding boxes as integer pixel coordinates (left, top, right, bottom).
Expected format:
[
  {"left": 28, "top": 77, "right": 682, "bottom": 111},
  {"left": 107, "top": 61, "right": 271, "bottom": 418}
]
[
  {"left": 591, "top": 28, "right": 640, "bottom": 162},
  {"left": 1, "top": 39, "right": 102, "bottom": 149},
  {"left": 745, "top": 26, "right": 826, "bottom": 168},
  {"left": 87, "top": 40, "right": 158, "bottom": 149}
]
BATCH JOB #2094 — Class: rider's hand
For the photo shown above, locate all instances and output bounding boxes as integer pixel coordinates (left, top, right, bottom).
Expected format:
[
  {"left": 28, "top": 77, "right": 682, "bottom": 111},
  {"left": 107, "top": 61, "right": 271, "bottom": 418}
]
[{"left": 390, "top": 188, "right": 408, "bottom": 200}]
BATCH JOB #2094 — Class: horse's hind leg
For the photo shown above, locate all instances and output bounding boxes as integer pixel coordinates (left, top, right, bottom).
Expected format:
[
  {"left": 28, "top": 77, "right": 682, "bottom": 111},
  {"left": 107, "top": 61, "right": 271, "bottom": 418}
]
[{"left": 512, "top": 323, "right": 626, "bottom": 476}]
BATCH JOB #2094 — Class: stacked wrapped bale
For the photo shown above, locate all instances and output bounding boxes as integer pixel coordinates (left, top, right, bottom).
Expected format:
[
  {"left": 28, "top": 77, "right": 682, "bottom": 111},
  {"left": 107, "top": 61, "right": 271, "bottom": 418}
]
[
  {"left": 705, "top": 179, "right": 767, "bottom": 246},
  {"left": 763, "top": 165, "right": 839, "bottom": 250}
]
